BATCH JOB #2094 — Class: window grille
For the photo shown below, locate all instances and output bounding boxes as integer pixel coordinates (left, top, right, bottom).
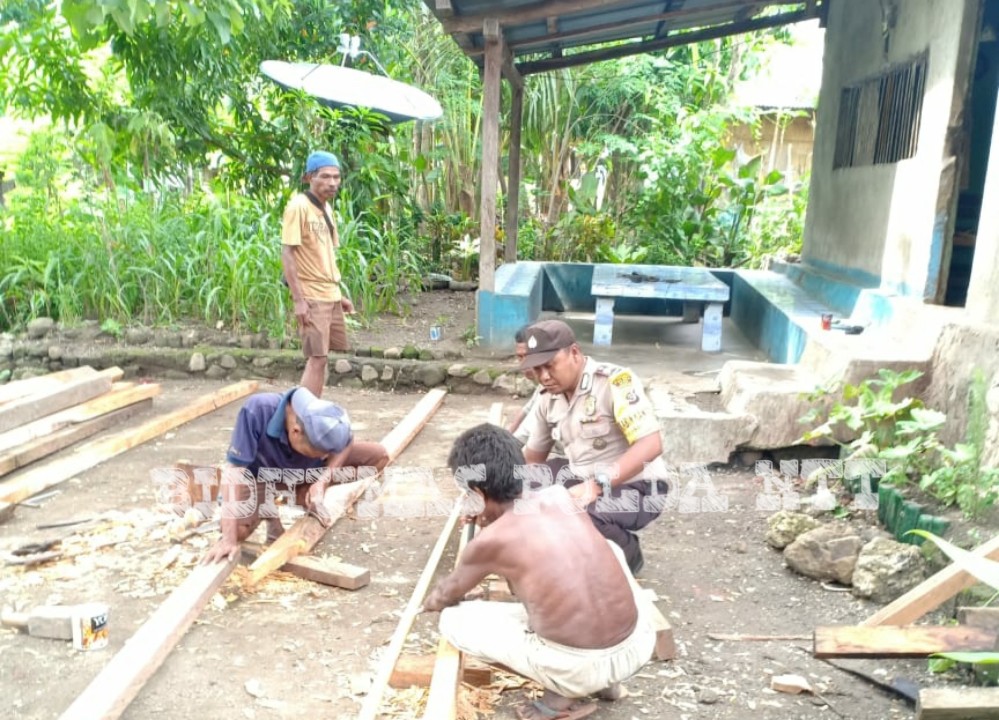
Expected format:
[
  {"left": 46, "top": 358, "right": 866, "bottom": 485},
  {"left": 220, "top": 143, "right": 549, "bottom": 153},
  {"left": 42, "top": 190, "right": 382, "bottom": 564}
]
[{"left": 834, "top": 53, "right": 927, "bottom": 168}]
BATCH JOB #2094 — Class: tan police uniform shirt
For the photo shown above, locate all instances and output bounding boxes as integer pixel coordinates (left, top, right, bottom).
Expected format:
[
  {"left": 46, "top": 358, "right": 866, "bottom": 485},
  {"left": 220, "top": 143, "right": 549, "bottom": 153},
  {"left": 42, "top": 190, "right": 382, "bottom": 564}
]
[
  {"left": 514, "top": 385, "right": 566, "bottom": 458},
  {"left": 281, "top": 193, "right": 342, "bottom": 302},
  {"left": 522, "top": 357, "right": 666, "bottom": 482}
]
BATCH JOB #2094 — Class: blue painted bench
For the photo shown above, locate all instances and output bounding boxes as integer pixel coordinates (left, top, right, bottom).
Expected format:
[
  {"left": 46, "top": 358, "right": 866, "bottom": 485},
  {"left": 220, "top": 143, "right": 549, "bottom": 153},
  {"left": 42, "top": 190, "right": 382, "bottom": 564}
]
[{"left": 591, "top": 264, "right": 731, "bottom": 351}]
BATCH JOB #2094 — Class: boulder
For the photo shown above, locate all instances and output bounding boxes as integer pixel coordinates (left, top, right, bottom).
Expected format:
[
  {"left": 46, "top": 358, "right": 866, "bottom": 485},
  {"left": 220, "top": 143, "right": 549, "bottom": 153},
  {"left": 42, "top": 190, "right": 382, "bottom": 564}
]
[
  {"left": 219, "top": 354, "right": 238, "bottom": 370},
  {"left": 384, "top": 347, "right": 403, "bottom": 360},
  {"left": 766, "top": 511, "right": 821, "bottom": 549},
  {"left": 334, "top": 359, "right": 353, "bottom": 374},
  {"left": 361, "top": 365, "right": 379, "bottom": 383},
  {"left": 447, "top": 364, "right": 472, "bottom": 378},
  {"left": 188, "top": 352, "right": 206, "bottom": 373},
  {"left": 381, "top": 366, "right": 394, "bottom": 381},
  {"left": 492, "top": 374, "right": 518, "bottom": 394},
  {"left": 125, "top": 327, "right": 152, "bottom": 345},
  {"left": 472, "top": 370, "right": 493, "bottom": 386},
  {"left": 851, "top": 537, "right": 926, "bottom": 603},
  {"left": 26, "top": 317, "right": 55, "bottom": 339},
  {"left": 414, "top": 365, "right": 446, "bottom": 387},
  {"left": 783, "top": 524, "right": 863, "bottom": 584}
]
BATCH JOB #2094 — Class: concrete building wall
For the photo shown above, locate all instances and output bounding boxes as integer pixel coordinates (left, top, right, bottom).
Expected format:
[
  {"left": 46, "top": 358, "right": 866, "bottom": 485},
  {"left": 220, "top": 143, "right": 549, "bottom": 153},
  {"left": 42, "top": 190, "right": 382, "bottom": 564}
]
[{"left": 804, "top": 0, "right": 979, "bottom": 298}]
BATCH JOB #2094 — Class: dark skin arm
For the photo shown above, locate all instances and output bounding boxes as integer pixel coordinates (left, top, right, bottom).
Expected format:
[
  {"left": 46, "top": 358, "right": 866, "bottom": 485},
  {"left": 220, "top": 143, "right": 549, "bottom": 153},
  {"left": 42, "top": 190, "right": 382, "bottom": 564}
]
[
  {"left": 305, "top": 442, "right": 355, "bottom": 527},
  {"left": 422, "top": 539, "right": 493, "bottom": 612}
]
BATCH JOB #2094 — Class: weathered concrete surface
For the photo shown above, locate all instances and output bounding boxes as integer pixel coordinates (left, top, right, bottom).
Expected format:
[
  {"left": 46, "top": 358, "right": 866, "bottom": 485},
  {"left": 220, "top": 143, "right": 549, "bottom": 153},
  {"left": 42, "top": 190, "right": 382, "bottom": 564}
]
[
  {"left": 925, "top": 322, "right": 999, "bottom": 467},
  {"left": 649, "top": 386, "right": 757, "bottom": 465},
  {"left": 719, "top": 362, "right": 821, "bottom": 448}
]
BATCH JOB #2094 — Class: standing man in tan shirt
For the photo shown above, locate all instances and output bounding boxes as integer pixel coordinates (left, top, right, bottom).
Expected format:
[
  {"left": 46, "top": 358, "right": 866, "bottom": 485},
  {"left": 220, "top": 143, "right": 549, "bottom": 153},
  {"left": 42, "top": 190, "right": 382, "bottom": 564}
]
[{"left": 281, "top": 151, "right": 354, "bottom": 397}]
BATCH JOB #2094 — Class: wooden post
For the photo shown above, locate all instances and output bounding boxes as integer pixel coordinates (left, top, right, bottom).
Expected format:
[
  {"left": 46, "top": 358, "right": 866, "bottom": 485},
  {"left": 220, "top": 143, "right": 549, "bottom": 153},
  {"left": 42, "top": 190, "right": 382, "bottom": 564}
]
[
  {"left": 505, "top": 81, "right": 523, "bottom": 263},
  {"left": 478, "top": 18, "right": 502, "bottom": 293},
  {"left": 246, "top": 389, "right": 448, "bottom": 585}
]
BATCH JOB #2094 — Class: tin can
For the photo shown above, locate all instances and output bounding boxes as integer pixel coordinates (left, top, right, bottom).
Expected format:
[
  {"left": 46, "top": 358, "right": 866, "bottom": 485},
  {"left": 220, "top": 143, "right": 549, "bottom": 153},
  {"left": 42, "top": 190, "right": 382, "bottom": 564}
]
[
  {"left": 72, "top": 603, "right": 109, "bottom": 651},
  {"left": 820, "top": 313, "right": 833, "bottom": 331}
]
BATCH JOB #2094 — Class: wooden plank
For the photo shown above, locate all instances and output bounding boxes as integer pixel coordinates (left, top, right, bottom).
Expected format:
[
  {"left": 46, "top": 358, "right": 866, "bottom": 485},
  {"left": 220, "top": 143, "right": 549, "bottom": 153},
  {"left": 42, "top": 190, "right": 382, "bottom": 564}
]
[
  {"left": 0, "top": 399, "right": 153, "bottom": 477},
  {"left": 916, "top": 687, "right": 999, "bottom": 719},
  {"left": 0, "top": 367, "right": 122, "bottom": 434},
  {"left": 647, "top": 598, "right": 677, "bottom": 661},
  {"left": 358, "top": 499, "right": 463, "bottom": 720},
  {"left": 487, "top": 402, "right": 504, "bottom": 427},
  {"left": 814, "top": 625, "right": 998, "bottom": 659},
  {"left": 381, "top": 389, "right": 449, "bottom": 462},
  {"left": 247, "top": 389, "right": 447, "bottom": 585},
  {"left": 862, "top": 534, "right": 999, "bottom": 626},
  {"left": 0, "top": 381, "right": 160, "bottom": 454},
  {"left": 240, "top": 541, "right": 370, "bottom": 590},
  {"left": 423, "top": 522, "right": 476, "bottom": 719},
  {"left": 57, "top": 557, "right": 239, "bottom": 720},
  {"left": 0, "top": 380, "right": 257, "bottom": 508},
  {"left": 0, "top": 366, "right": 99, "bottom": 407},
  {"left": 959, "top": 607, "right": 999, "bottom": 632},
  {"left": 390, "top": 654, "right": 492, "bottom": 689}
]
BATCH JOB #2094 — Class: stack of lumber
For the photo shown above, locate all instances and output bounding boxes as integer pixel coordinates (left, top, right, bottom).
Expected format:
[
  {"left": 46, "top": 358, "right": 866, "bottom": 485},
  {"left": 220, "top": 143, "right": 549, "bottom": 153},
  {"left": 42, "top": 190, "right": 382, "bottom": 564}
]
[{"left": 0, "top": 367, "right": 259, "bottom": 522}]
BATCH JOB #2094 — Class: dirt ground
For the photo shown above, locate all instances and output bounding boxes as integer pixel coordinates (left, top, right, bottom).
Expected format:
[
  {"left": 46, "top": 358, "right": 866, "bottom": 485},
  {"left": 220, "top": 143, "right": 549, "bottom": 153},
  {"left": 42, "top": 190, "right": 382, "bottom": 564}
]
[{"left": 0, "top": 373, "right": 947, "bottom": 720}]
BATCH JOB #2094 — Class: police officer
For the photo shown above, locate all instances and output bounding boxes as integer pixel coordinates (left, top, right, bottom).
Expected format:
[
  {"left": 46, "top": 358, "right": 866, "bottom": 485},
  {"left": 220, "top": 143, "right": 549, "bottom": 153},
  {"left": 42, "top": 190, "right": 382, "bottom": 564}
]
[{"left": 518, "top": 319, "right": 668, "bottom": 575}]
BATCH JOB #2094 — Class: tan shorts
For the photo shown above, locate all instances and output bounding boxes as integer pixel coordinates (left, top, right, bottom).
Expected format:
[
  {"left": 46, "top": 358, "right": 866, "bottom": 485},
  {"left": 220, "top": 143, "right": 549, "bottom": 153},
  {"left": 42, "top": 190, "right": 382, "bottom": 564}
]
[
  {"left": 438, "top": 543, "right": 655, "bottom": 698},
  {"left": 300, "top": 300, "right": 348, "bottom": 356}
]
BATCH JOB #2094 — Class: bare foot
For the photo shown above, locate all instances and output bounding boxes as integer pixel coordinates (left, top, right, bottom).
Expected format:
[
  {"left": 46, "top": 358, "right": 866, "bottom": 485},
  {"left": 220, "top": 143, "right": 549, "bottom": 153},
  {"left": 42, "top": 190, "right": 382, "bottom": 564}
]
[{"left": 515, "top": 692, "right": 596, "bottom": 719}]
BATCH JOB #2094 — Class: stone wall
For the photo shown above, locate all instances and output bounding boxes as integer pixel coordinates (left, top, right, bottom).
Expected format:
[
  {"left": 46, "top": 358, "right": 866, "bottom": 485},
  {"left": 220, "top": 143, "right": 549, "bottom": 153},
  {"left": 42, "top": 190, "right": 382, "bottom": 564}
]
[{"left": 0, "top": 320, "right": 534, "bottom": 398}]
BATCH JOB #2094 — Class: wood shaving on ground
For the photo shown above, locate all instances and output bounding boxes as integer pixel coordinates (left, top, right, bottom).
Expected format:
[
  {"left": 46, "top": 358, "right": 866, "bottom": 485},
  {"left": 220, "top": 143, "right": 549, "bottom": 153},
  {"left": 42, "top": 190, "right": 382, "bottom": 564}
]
[{"left": 381, "top": 683, "right": 503, "bottom": 720}]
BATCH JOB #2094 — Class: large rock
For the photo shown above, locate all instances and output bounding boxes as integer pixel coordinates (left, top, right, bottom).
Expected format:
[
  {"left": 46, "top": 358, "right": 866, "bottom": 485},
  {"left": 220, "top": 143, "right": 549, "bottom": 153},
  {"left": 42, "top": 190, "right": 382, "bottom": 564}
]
[
  {"left": 766, "top": 511, "right": 821, "bottom": 549},
  {"left": 783, "top": 524, "right": 863, "bottom": 585},
  {"left": 26, "top": 317, "right": 55, "bottom": 339},
  {"left": 188, "top": 352, "right": 206, "bottom": 373},
  {"left": 851, "top": 537, "right": 926, "bottom": 603},
  {"left": 414, "top": 365, "right": 446, "bottom": 387}
]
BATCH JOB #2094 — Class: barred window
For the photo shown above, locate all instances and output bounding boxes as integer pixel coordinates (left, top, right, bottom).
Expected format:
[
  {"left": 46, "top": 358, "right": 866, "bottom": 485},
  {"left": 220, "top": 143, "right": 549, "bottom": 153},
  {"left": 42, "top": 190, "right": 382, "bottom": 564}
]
[{"left": 834, "top": 53, "right": 928, "bottom": 168}]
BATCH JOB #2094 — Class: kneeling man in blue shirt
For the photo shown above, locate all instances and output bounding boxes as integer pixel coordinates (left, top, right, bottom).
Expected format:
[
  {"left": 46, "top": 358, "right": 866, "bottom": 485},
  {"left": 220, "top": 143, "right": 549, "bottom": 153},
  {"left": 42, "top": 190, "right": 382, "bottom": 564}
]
[{"left": 202, "top": 387, "right": 388, "bottom": 564}]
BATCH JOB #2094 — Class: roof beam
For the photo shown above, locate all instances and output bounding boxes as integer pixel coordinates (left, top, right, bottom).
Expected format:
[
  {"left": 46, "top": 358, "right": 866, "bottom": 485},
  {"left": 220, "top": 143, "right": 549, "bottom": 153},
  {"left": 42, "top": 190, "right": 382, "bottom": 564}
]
[
  {"left": 516, "top": 8, "right": 814, "bottom": 75},
  {"left": 506, "top": 0, "right": 775, "bottom": 53},
  {"left": 444, "top": 0, "right": 624, "bottom": 34}
]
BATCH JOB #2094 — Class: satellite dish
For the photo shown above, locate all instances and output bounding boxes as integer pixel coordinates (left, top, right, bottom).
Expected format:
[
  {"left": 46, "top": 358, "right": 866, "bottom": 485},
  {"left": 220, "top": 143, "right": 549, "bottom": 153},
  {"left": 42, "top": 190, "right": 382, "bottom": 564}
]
[{"left": 260, "top": 60, "right": 443, "bottom": 124}]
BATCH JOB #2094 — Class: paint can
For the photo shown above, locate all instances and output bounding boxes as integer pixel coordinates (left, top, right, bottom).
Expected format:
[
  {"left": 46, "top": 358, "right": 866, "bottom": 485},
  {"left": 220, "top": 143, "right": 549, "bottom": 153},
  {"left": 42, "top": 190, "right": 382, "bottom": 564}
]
[
  {"left": 71, "top": 603, "right": 109, "bottom": 651},
  {"left": 820, "top": 313, "right": 833, "bottom": 331}
]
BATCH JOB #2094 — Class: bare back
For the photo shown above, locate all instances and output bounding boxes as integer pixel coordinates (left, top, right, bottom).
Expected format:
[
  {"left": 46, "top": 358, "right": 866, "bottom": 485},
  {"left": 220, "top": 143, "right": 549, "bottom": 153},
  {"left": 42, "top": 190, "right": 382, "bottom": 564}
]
[{"left": 466, "top": 486, "right": 639, "bottom": 648}]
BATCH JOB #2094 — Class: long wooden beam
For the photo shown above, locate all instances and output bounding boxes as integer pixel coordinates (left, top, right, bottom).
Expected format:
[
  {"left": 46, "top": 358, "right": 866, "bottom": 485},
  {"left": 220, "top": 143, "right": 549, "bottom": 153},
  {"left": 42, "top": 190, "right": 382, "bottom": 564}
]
[
  {"left": 246, "top": 388, "right": 448, "bottom": 585},
  {"left": 814, "top": 625, "right": 998, "bottom": 659},
  {"left": 0, "top": 381, "right": 160, "bottom": 454},
  {"left": 0, "top": 399, "right": 154, "bottom": 477},
  {"left": 862, "top": 534, "right": 999, "bottom": 626},
  {"left": 0, "top": 366, "right": 122, "bottom": 434},
  {"left": 0, "top": 381, "right": 257, "bottom": 519},
  {"left": 358, "top": 497, "right": 463, "bottom": 720},
  {"left": 0, "top": 366, "right": 101, "bottom": 406},
  {"left": 240, "top": 541, "right": 370, "bottom": 590},
  {"left": 58, "top": 557, "right": 240, "bottom": 720},
  {"left": 422, "top": 521, "right": 475, "bottom": 720}
]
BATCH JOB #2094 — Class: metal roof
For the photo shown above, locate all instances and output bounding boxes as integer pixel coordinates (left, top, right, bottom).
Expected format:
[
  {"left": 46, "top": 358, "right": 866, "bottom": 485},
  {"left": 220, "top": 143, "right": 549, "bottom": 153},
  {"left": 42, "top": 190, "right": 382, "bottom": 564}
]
[{"left": 424, "top": 0, "right": 826, "bottom": 77}]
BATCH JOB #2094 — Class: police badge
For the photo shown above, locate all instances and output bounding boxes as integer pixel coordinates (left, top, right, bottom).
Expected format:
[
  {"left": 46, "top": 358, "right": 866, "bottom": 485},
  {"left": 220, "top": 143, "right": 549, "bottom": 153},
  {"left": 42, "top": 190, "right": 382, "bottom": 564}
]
[{"left": 584, "top": 395, "right": 597, "bottom": 417}]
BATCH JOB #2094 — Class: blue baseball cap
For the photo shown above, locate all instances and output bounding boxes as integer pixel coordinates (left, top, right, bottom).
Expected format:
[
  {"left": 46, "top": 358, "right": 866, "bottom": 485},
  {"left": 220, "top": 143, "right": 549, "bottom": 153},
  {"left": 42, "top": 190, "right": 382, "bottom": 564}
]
[
  {"left": 306, "top": 151, "right": 340, "bottom": 174},
  {"left": 290, "top": 387, "right": 353, "bottom": 454}
]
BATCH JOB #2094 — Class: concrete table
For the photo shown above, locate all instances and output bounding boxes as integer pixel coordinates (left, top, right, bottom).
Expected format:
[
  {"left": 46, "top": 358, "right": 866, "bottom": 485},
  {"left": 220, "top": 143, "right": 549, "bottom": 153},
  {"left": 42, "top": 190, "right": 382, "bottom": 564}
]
[{"left": 590, "top": 264, "right": 730, "bottom": 351}]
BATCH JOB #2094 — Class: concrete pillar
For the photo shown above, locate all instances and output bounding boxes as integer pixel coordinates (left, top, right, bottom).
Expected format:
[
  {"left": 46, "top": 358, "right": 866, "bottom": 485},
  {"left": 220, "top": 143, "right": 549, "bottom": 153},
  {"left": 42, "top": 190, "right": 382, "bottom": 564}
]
[{"left": 966, "top": 83, "right": 999, "bottom": 323}]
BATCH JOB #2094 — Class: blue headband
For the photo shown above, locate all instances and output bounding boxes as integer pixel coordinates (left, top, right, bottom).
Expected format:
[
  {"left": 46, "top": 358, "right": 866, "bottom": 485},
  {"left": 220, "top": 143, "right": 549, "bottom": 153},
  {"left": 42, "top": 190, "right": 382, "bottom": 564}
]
[{"left": 306, "top": 151, "right": 340, "bottom": 174}]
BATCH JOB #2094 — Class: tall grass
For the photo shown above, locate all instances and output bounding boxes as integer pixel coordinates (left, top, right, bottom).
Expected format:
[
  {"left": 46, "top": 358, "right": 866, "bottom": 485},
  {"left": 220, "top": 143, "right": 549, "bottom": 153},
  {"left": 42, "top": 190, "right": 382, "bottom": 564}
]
[{"left": 0, "top": 188, "right": 423, "bottom": 336}]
